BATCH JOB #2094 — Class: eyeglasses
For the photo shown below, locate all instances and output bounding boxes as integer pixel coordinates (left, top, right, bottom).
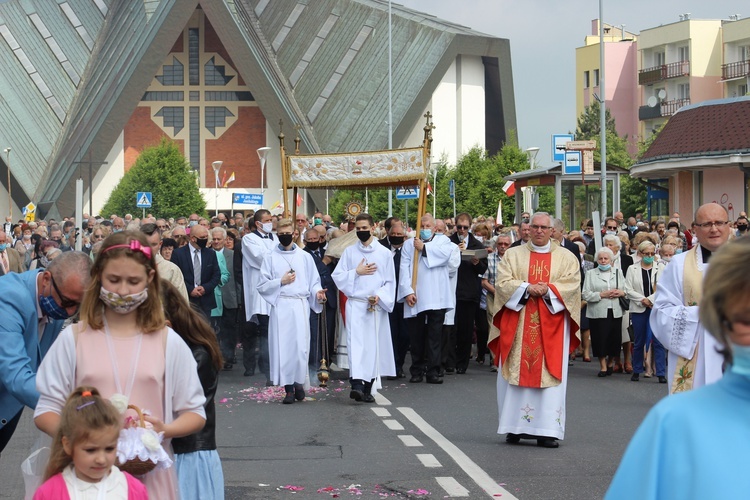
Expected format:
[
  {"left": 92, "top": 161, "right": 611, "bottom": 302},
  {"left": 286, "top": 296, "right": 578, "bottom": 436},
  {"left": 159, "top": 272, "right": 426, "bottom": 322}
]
[
  {"left": 456, "top": 225, "right": 469, "bottom": 230},
  {"left": 641, "top": 252, "right": 655, "bottom": 256},
  {"left": 530, "top": 224, "right": 551, "bottom": 231},
  {"left": 695, "top": 220, "right": 730, "bottom": 229},
  {"left": 157, "top": 225, "right": 167, "bottom": 230},
  {"left": 92, "top": 234, "right": 104, "bottom": 240},
  {"left": 50, "top": 275, "right": 79, "bottom": 309},
  {"left": 606, "top": 226, "right": 618, "bottom": 230},
  {"left": 496, "top": 242, "right": 511, "bottom": 247}
]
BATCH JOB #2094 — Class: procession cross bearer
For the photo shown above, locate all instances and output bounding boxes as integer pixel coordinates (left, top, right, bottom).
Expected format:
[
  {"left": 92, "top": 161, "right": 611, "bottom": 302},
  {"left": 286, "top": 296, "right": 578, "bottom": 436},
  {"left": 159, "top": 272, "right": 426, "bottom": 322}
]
[
  {"left": 489, "top": 212, "right": 580, "bottom": 449},
  {"left": 332, "top": 213, "right": 397, "bottom": 403}
]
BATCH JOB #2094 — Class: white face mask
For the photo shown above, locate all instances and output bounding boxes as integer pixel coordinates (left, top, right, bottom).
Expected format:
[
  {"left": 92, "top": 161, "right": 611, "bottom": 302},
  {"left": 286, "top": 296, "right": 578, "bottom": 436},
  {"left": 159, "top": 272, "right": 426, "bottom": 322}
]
[
  {"left": 260, "top": 222, "right": 273, "bottom": 234},
  {"left": 474, "top": 236, "right": 484, "bottom": 243}
]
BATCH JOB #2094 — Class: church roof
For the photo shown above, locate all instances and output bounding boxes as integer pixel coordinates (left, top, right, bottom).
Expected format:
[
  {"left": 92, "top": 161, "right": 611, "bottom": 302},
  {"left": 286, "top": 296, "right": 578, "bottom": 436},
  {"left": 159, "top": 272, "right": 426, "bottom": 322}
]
[{"left": 0, "top": 0, "right": 515, "bottom": 217}]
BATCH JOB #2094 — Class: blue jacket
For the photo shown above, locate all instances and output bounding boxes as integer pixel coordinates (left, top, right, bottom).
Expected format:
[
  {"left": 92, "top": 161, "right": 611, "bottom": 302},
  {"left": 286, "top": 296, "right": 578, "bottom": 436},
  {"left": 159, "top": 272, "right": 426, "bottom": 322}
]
[{"left": 0, "top": 270, "right": 65, "bottom": 429}]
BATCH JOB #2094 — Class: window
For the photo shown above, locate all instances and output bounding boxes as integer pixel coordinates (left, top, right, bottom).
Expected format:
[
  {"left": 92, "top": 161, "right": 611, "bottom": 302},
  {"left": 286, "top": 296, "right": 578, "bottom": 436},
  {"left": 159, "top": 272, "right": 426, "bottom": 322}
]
[
  {"left": 739, "top": 84, "right": 748, "bottom": 96},
  {"left": 655, "top": 51, "right": 666, "bottom": 66},
  {"left": 593, "top": 69, "right": 600, "bottom": 87},
  {"left": 583, "top": 71, "right": 590, "bottom": 88},
  {"left": 741, "top": 45, "right": 750, "bottom": 62},
  {"left": 678, "top": 83, "right": 690, "bottom": 100},
  {"left": 678, "top": 46, "right": 689, "bottom": 62}
]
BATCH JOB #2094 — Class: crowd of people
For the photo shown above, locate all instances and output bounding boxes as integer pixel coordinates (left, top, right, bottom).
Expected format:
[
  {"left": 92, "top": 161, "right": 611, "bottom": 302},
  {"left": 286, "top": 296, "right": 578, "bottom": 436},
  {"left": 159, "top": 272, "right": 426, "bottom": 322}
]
[{"left": 0, "top": 201, "right": 747, "bottom": 498}]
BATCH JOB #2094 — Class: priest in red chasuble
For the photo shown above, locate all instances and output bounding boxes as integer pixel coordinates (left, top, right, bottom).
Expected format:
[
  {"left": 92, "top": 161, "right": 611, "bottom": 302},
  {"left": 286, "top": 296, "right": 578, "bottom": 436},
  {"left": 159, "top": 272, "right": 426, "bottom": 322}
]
[{"left": 489, "top": 212, "right": 580, "bottom": 448}]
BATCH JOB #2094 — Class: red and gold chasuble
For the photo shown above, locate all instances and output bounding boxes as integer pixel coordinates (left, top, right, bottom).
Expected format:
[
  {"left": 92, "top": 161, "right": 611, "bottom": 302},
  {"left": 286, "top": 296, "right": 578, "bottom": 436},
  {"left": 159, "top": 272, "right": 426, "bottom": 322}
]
[{"left": 494, "top": 252, "right": 568, "bottom": 388}]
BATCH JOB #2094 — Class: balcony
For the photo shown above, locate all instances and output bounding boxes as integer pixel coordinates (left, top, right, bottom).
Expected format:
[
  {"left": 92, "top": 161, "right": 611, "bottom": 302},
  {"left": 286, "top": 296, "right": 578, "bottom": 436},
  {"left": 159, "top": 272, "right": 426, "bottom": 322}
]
[
  {"left": 722, "top": 60, "right": 750, "bottom": 80},
  {"left": 638, "top": 61, "right": 690, "bottom": 85},
  {"left": 638, "top": 98, "right": 690, "bottom": 121}
]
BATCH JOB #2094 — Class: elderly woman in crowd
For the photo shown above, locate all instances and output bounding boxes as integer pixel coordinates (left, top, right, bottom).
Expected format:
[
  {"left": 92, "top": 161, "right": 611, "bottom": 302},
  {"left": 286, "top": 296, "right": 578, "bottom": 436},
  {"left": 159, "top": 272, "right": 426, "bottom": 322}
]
[
  {"left": 583, "top": 247, "right": 629, "bottom": 377},
  {"left": 574, "top": 240, "right": 594, "bottom": 361},
  {"left": 625, "top": 241, "right": 667, "bottom": 383},
  {"left": 607, "top": 237, "right": 750, "bottom": 499},
  {"left": 603, "top": 233, "right": 634, "bottom": 373}
]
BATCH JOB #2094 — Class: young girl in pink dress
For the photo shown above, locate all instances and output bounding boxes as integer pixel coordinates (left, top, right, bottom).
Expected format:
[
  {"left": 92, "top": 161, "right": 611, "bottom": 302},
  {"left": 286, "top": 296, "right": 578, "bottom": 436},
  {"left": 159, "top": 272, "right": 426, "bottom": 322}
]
[
  {"left": 35, "top": 231, "right": 206, "bottom": 499},
  {"left": 34, "top": 386, "right": 148, "bottom": 499}
]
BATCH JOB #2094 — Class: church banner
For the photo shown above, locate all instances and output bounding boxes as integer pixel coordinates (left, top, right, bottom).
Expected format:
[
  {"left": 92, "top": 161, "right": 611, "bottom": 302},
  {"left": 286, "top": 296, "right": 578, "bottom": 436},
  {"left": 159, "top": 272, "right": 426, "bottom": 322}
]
[{"left": 285, "top": 147, "right": 427, "bottom": 188}]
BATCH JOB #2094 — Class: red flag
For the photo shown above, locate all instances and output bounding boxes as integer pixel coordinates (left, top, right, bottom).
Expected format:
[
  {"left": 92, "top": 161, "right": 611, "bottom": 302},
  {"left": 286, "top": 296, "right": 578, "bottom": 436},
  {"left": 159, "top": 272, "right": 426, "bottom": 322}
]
[
  {"left": 220, "top": 171, "right": 228, "bottom": 188},
  {"left": 296, "top": 193, "right": 303, "bottom": 207},
  {"left": 426, "top": 182, "right": 433, "bottom": 196},
  {"left": 502, "top": 180, "right": 515, "bottom": 197}
]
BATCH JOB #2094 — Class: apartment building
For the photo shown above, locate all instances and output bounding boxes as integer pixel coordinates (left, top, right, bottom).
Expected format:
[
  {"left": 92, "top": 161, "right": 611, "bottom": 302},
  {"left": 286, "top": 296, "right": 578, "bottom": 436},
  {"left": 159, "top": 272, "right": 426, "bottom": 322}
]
[{"left": 722, "top": 16, "right": 750, "bottom": 98}]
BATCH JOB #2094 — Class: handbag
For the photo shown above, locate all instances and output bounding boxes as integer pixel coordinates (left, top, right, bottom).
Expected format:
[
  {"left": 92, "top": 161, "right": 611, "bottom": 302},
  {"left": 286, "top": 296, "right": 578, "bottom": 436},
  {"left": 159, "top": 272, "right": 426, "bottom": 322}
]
[{"left": 615, "top": 272, "right": 629, "bottom": 311}]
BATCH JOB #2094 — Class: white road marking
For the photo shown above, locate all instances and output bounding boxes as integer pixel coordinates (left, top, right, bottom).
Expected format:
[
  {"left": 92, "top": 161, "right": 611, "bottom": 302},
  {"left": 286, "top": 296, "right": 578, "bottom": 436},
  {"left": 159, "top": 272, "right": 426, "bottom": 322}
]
[
  {"left": 383, "top": 419, "right": 404, "bottom": 430},
  {"left": 398, "top": 434, "right": 423, "bottom": 447},
  {"left": 398, "top": 407, "right": 518, "bottom": 500},
  {"left": 416, "top": 453, "right": 442, "bottom": 468},
  {"left": 374, "top": 392, "right": 391, "bottom": 405},
  {"left": 435, "top": 476, "right": 470, "bottom": 497},
  {"left": 371, "top": 407, "right": 391, "bottom": 417}
]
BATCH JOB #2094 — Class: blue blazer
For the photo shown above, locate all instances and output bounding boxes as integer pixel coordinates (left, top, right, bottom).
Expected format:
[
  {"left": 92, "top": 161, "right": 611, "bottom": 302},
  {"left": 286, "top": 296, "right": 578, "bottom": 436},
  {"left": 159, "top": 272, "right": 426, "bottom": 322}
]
[
  {"left": 0, "top": 270, "right": 65, "bottom": 429},
  {"left": 171, "top": 244, "right": 221, "bottom": 316}
]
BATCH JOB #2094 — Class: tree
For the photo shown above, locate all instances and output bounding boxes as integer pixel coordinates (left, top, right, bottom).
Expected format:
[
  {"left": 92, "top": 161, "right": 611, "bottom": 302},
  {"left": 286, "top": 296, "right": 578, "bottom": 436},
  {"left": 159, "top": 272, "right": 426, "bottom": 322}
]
[{"left": 100, "top": 139, "right": 206, "bottom": 219}]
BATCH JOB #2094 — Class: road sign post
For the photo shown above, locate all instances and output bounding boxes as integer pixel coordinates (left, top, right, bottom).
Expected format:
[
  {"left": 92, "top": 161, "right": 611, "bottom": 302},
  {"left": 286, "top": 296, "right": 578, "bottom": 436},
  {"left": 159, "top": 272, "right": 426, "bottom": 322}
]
[{"left": 136, "top": 192, "right": 152, "bottom": 219}]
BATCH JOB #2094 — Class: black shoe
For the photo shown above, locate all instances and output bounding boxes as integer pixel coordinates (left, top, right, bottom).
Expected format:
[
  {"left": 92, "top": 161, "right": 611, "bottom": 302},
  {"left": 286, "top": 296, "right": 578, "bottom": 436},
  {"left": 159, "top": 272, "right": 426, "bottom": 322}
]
[
  {"left": 438, "top": 369, "right": 445, "bottom": 377},
  {"left": 409, "top": 375, "right": 423, "bottom": 383},
  {"left": 631, "top": 373, "right": 640, "bottom": 382},
  {"left": 658, "top": 376, "right": 668, "bottom": 384},
  {"left": 606, "top": 367, "right": 613, "bottom": 376},
  {"left": 426, "top": 375, "right": 443, "bottom": 384},
  {"left": 223, "top": 363, "right": 233, "bottom": 371},
  {"left": 243, "top": 369, "right": 254, "bottom": 376},
  {"left": 349, "top": 389, "right": 364, "bottom": 401},
  {"left": 362, "top": 393, "right": 376, "bottom": 403},
  {"left": 506, "top": 433, "right": 521, "bottom": 444},
  {"left": 597, "top": 371, "right": 607, "bottom": 377},
  {"left": 537, "top": 438, "right": 559, "bottom": 448},
  {"left": 397, "top": 370, "right": 406, "bottom": 379},
  {"left": 445, "top": 367, "right": 455, "bottom": 373},
  {"left": 456, "top": 368, "right": 466, "bottom": 374},
  {"left": 282, "top": 392, "right": 295, "bottom": 404},
  {"left": 294, "top": 384, "right": 305, "bottom": 401}
]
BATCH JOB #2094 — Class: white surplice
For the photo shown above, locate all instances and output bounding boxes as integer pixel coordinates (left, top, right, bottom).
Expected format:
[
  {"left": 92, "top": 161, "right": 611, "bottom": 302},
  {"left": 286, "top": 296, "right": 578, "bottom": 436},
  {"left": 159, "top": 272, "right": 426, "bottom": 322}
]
[
  {"left": 650, "top": 247, "right": 723, "bottom": 392},
  {"left": 242, "top": 231, "right": 276, "bottom": 321},
  {"left": 332, "top": 239, "right": 396, "bottom": 383},
  {"left": 257, "top": 244, "right": 322, "bottom": 386},
  {"left": 397, "top": 233, "right": 459, "bottom": 318}
]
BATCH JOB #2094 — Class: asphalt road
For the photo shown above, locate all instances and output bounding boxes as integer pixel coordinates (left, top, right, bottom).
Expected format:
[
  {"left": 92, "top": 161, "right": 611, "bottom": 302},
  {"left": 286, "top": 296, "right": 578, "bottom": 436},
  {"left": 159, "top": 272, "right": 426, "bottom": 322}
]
[{"left": 1, "top": 357, "right": 665, "bottom": 499}]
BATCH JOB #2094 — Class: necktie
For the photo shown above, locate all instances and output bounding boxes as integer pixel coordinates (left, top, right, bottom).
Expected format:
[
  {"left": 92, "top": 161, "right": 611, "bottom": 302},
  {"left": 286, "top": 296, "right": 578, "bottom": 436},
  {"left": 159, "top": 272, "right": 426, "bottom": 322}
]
[
  {"left": 1, "top": 252, "right": 7, "bottom": 273},
  {"left": 193, "top": 249, "right": 201, "bottom": 286},
  {"left": 394, "top": 247, "right": 401, "bottom": 283}
]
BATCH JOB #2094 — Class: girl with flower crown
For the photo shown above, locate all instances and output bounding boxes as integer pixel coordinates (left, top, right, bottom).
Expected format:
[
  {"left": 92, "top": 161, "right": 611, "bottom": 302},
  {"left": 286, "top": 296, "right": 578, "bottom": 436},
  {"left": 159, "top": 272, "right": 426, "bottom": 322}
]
[{"left": 34, "top": 231, "right": 206, "bottom": 499}]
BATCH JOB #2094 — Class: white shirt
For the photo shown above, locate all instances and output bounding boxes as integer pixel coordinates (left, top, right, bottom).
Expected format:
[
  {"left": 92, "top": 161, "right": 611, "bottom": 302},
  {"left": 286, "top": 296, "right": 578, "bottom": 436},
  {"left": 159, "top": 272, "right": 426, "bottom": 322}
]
[{"left": 62, "top": 464, "right": 128, "bottom": 500}]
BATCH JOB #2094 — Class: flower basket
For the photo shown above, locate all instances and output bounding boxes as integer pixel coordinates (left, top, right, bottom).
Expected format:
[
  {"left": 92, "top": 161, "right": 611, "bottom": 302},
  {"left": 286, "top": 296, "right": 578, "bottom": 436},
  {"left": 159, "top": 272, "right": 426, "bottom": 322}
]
[{"left": 116, "top": 404, "right": 172, "bottom": 476}]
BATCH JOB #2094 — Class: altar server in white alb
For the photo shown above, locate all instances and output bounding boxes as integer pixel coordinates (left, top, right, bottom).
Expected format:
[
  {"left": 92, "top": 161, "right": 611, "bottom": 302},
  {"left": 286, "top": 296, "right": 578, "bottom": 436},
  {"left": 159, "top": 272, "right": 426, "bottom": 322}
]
[
  {"left": 257, "top": 218, "right": 327, "bottom": 405},
  {"left": 332, "top": 214, "right": 397, "bottom": 403},
  {"left": 650, "top": 202, "right": 731, "bottom": 394}
]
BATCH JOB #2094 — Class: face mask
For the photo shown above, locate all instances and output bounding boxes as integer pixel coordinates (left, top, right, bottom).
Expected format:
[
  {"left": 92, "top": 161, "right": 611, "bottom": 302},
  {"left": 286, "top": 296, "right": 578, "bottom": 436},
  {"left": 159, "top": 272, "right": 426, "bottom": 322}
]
[
  {"left": 675, "top": 248, "right": 683, "bottom": 254},
  {"left": 598, "top": 263, "right": 611, "bottom": 271},
  {"left": 194, "top": 237, "right": 208, "bottom": 249},
  {"left": 39, "top": 293, "right": 70, "bottom": 320},
  {"left": 305, "top": 241, "right": 320, "bottom": 251},
  {"left": 278, "top": 233, "right": 294, "bottom": 247},
  {"left": 189, "top": 220, "right": 198, "bottom": 227},
  {"left": 314, "top": 218, "right": 322, "bottom": 226},
  {"left": 389, "top": 236, "right": 404, "bottom": 246},
  {"left": 261, "top": 222, "right": 273, "bottom": 234},
  {"left": 100, "top": 287, "right": 149, "bottom": 314},
  {"left": 84, "top": 243, "right": 91, "bottom": 249},
  {"left": 113, "top": 228, "right": 122, "bottom": 233},
  {"left": 731, "top": 343, "right": 750, "bottom": 376},
  {"left": 0, "top": 244, "right": 6, "bottom": 252},
  {"left": 356, "top": 230, "right": 371, "bottom": 243},
  {"left": 661, "top": 256, "right": 672, "bottom": 263},
  {"left": 738, "top": 225, "right": 748, "bottom": 232},
  {"left": 420, "top": 229, "right": 432, "bottom": 241},
  {"left": 40, "top": 255, "right": 50, "bottom": 268},
  {"left": 605, "top": 230, "right": 616, "bottom": 236},
  {"left": 475, "top": 236, "right": 484, "bottom": 243},
  {"left": 629, "top": 226, "right": 638, "bottom": 232},
  {"left": 23, "top": 234, "right": 31, "bottom": 241},
  {"left": 642, "top": 256, "right": 654, "bottom": 265}
]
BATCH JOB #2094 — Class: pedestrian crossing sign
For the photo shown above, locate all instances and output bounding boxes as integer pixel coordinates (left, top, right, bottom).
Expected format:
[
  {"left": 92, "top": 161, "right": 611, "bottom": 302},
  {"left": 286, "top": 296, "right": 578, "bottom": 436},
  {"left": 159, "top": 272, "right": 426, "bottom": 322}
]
[{"left": 136, "top": 192, "right": 152, "bottom": 208}]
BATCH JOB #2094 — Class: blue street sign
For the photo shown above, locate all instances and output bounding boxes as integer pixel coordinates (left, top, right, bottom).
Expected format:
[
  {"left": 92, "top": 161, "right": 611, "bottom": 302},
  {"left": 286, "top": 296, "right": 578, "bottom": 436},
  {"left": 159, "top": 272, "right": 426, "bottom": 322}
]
[
  {"left": 564, "top": 151, "right": 582, "bottom": 175},
  {"left": 552, "top": 134, "right": 574, "bottom": 162},
  {"left": 449, "top": 179, "right": 455, "bottom": 199},
  {"left": 396, "top": 187, "right": 419, "bottom": 200},
  {"left": 233, "top": 193, "right": 264, "bottom": 205},
  {"left": 136, "top": 192, "right": 152, "bottom": 208}
]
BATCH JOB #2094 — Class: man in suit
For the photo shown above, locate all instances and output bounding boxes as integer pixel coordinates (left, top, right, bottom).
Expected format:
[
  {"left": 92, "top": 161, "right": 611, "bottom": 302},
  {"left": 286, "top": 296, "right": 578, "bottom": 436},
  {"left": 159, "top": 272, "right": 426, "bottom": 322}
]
[
  {"left": 551, "top": 218, "right": 582, "bottom": 263},
  {"left": 0, "top": 230, "right": 24, "bottom": 274},
  {"left": 171, "top": 223, "right": 222, "bottom": 319},
  {"left": 303, "top": 228, "right": 337, "bottom": 369},
  {"left": 379, "top": 218, "right": 409, "bottom": 379},
  {"left": 509, "top": 219, "right": 531, "bottom": 248},
  {"left": 0, "top": 251, "right": 91, "bottom": 454}
]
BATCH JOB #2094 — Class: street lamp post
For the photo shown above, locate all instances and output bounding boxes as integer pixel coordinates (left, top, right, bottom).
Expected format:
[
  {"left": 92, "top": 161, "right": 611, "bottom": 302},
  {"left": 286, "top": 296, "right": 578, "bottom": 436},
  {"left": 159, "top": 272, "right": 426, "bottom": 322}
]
[
  {"left": 212, "top": 161, "right": 223, "bottom": 217},
  {"left": 257, "top": 147, "right": 271, "bottom": 206},
  {"left": 525, "top": 147, "right": 540, "bottom": 214},
  {"left": 3, "top": 148, "right": 10, "bottom": 220}
]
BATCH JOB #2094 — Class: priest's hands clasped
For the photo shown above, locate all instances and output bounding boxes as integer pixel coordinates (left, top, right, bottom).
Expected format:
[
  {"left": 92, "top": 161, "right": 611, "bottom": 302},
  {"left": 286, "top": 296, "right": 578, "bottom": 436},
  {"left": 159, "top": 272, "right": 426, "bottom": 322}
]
[
  {"left": 527, "top": 282, "right": 549, "bottom": 297},
  {"left": 356, "top": 258, "right": 377, "bottom": 275}
]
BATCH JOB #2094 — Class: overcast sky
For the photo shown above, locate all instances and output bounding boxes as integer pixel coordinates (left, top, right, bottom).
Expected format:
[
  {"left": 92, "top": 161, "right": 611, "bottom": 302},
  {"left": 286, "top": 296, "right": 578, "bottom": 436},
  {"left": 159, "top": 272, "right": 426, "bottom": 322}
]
[{"left": 395, "top": 0, "right": 746, "bottom": 164}]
